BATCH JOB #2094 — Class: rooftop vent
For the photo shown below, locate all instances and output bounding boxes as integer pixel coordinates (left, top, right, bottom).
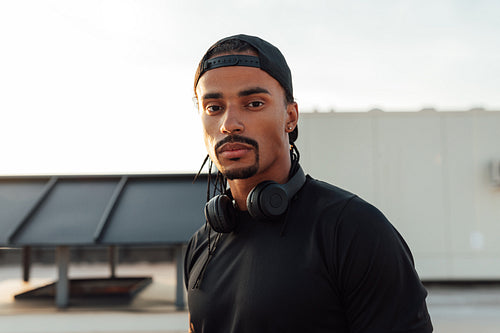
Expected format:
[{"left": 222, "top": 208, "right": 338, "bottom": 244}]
[{"left": 491, "top": 160, "right": 500, "bottom": 186}]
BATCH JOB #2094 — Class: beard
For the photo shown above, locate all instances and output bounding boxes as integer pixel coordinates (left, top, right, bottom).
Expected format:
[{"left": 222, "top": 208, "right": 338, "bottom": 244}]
[
  {"left": 222, "top": 159, "right": 259, "bottom": 180},
  {"left": 214, "top": 135, "right": 260, "bottom": 180}
]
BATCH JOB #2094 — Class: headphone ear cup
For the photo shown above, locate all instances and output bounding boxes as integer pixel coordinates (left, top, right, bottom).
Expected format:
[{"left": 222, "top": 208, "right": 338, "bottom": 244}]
[
  {"left": 247, "top": 181, "right": 289, "bottom": 220},
  {"left": 204, "top": 195, "right": 237, "bottom": 233}
]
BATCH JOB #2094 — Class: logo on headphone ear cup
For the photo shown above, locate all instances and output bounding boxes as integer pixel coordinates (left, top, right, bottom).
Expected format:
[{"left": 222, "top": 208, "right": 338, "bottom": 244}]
[
  {"left": 204, "top": 195, "right": 237, "bottom": 233},
  {"left": 247, "top": 181, "right": 288, "bottom": 220}
]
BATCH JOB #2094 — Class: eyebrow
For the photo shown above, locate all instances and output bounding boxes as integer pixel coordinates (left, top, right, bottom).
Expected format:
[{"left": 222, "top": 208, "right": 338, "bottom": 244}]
[
  {"left": 238, "top": 87, "right": 271, "bottom": 97},
  {"left": 201, "top": 92, "right": 223, "bottom": 100},
  {"left": 201, "top": 87, "right": 271, "bottom": 100}
]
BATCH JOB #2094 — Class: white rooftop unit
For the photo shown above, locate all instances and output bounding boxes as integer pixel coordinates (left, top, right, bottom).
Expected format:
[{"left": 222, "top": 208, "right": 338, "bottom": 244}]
[{"left": 297, "top": 109, "right": 500, "bottom": 281}]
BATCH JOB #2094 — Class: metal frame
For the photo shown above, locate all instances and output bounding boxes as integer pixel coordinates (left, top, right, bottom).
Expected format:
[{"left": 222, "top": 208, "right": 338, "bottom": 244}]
[
  {"left": 94, "top": 176, "right": 129, "bottom": 242},
  {"left": 0, "top": 173, "right": 207, "bottom": 309},
  {"left": 56, "top": 246, "right": 70, "bottom": 308},
  {"left": 7, "top": 177, "right": 58, "bottom": 244}
]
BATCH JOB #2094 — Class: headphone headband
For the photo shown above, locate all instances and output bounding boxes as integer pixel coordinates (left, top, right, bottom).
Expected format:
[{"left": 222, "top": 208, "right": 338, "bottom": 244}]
[{"left": 283, "top": 166, "right": 305, "bottom": 200}]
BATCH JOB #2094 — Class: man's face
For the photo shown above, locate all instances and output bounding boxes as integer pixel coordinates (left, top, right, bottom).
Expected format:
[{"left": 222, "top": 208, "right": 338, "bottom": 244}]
[{"left": 196, "top": 64, "right": 296, "bottom": 180}]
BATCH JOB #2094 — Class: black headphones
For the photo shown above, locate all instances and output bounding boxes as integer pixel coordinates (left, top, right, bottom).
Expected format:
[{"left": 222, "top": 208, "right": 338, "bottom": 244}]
[{"left": 204, "top": 166, "right": 306, "bottom": 233}]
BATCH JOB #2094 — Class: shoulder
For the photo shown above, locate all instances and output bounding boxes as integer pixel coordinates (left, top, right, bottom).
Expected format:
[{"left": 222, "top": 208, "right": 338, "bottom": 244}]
[
  {"left": 302, "top": 175, "right": 390, "bottom": 221},
  {"left": 296, "top": 175, "right": 410, "bottom": 260},
  {"left": 185, "top": 225, "right": 209, "bottom": 261},
  {"left": 184, "top": 225, "right": 209, "bottom": 281},
  {"left": 300, "top": 175, "right": 357, "bottom": 205},
  {"left": 295, "top": 175, "right": 357, "bottom": 221},
  {"left": 297, "top": 175, "right": 388, "bottom": 229}
]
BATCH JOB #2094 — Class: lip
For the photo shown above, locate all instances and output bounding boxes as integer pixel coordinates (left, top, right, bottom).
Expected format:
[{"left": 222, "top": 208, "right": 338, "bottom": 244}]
[{"left": 217, "top": 143, "right": 253, "bottom": 159}]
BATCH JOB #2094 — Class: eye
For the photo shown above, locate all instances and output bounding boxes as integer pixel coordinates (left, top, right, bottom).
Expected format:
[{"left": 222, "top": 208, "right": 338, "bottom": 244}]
[
  {"left": 205, "top": 104, "right": 223, "bottom": 114},
  {"left": 247, "top": 101, "right": 264, "bottom": 108}
]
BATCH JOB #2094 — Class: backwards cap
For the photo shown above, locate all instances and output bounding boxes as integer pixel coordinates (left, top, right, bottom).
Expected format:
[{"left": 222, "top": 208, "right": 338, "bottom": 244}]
[{"left": 194, "top": 34, "right": 293, "bottom": 100}]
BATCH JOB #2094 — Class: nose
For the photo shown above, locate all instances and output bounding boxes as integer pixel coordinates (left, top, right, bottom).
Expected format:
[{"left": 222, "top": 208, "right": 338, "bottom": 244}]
[{"left": 220, "top": 104, "right": 244, "bottom": 134}]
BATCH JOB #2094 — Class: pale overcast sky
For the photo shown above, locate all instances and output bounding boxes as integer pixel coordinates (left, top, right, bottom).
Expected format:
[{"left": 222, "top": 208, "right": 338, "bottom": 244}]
[{"left": 0, "top": 0, "right": 499, "bottom": 175}]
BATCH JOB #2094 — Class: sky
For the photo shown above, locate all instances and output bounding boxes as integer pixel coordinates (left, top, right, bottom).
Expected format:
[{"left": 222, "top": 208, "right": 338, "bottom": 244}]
[{"left": 0, "top": 0, "right": 499, "bottom": 175}]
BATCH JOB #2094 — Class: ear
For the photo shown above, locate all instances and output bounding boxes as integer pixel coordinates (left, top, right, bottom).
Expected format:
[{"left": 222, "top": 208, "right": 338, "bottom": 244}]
[{"left": 285, "top": 102, "right": 299, "bottom": 132}]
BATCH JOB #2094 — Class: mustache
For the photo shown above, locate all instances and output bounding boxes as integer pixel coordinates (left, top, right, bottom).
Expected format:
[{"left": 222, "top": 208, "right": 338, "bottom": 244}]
[{"left": 214, "top": 135, "right": 259, "bottom": 152}]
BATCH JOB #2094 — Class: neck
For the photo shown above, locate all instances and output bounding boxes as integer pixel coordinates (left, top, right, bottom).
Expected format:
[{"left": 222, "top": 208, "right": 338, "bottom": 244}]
[{"left": 227, "top": 159, "right": 291, "bottom": 211}]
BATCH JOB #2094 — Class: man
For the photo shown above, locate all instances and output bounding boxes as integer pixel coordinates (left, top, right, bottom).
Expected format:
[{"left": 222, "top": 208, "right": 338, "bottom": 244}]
[{"left": 184, "top": 34, "right": 433, "bottom": 333}]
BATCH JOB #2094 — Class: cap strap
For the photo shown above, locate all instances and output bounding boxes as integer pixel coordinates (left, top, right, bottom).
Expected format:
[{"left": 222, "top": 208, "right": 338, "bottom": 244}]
[{"left": 201, "top": 55, "right": 260, "bottom": 75}]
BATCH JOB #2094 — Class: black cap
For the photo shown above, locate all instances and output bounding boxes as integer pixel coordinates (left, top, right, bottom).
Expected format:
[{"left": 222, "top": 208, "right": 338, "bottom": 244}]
[
  {"left": 194, "top": 34, "right": 297, "bottom": 143},
  {"left": 194, "top": 34, "right": 293, "bottom": 102}
]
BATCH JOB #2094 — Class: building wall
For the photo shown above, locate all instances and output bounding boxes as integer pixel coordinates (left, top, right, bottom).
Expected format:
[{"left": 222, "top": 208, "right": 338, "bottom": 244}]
[{"left": 297, "top": 110, "right": 500, "bottom": 280}]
